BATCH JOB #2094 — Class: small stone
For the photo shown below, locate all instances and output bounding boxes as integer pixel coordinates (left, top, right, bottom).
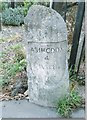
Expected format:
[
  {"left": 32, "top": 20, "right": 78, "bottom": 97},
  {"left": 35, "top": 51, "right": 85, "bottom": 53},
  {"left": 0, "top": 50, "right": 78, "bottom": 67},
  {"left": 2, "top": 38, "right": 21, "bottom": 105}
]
[
  {"left": 18, "top": 93, "right": 22, "bottom": 97},
  {"left": 9, "top": 85, "right": 14, "bottom": 89},
  {"left": 25, "top": 96, "right": 29, "bottom": 100},
  {"left": 14, "top": 96, "right": 19, "bottom": 100},
  {"left": 24, "top": 90, "right": 28, "bottom": 96}
]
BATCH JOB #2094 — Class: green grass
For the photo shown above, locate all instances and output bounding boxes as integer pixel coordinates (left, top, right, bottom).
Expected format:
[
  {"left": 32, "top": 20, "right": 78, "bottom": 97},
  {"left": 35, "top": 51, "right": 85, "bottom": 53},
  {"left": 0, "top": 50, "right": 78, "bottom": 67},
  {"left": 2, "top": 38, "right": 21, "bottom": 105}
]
[
  {"left": 7, "top": 59, "right": 26, "bottom": 77},
  {"left": 56, "top": 90, "right": 82, "bottom": 118},
  {"left": 56, "top": 96, "right": 71, "bottom": 118},
  {"left": 0, "top": 43, "right": 27, "bottom": 88},
  {"left": 69, "top": 66, "right": 77, "bottom": 82}
]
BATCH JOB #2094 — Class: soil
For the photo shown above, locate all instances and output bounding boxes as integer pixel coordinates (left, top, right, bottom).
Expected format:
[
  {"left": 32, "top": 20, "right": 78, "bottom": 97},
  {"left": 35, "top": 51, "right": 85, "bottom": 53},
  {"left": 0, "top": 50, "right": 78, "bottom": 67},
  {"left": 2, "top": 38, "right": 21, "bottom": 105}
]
[{"left": 0, "top": 25, "right": 28, "bottom": 101}]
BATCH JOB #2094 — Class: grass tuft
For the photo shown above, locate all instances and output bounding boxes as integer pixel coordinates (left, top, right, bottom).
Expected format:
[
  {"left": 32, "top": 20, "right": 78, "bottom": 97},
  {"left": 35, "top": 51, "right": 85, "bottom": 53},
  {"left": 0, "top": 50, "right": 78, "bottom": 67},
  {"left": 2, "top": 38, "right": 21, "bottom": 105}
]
[{"left": 56, "top": 90, "right": 82, "bottom": 118}]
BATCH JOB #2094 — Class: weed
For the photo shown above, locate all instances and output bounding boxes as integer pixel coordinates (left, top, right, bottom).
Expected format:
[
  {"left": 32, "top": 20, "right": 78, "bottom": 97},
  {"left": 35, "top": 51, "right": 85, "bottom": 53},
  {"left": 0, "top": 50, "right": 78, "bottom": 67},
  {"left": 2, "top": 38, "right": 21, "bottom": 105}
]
[
  {"left": 0, "top": 44, "right": 27, "bottom": 88},
  {"left": 69, "top": 90, "right": 82, "bottom": 108},
  {"left": 7, "top": 59, "right": 27, "bottom": 77},
  {"left": 11, "top": 44, "right": 26, "bottom": 62},
  {"left": 23, "top": 0, "right": 34, "bottom": 16},
  {"left": 0, "top": 77, "right": 9, "bottom": 88},
  {"left": 56, "top": 90, "right": 82, "bottom": 118},
  {"left": 56, "top": 95, "right": 71, "bottom": 118},
  {"left": 69, "top": 66, "right": 77, "bottom": 82},
  {"left": 69, "top": 66, "right": 85, "bottom": 86}
]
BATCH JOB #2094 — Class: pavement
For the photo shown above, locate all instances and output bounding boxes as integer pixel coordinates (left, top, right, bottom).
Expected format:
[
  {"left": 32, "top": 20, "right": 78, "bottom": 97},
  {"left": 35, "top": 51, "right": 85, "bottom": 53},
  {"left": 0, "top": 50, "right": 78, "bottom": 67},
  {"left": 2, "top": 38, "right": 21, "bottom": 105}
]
[{"left": 0, "top": 100, "right": 85, "bottom": 119}]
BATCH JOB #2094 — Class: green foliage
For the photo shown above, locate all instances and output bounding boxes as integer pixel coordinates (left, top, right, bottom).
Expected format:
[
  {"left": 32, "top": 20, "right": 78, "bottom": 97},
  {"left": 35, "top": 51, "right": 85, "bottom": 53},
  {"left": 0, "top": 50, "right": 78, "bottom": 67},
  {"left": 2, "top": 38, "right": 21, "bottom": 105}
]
[
  {"left": 57, "top": 96, "right": 71, "bottom": 118},
  {"left": 69, "top": 90, "right": 82, "bottom": 108},
  {"left": 7, "top": 59, "right": 27, "bottom": 77},
  {"left": 36, "top": 1, "right": 50, "bottom": 7},
  {"left": 23, "top": 0, "right": 34, "bottom": 16},
  {"left": 2, "top": 7, "right": 25, "bottom": 26},
  {"left": 23, "top": 0, "right": 50, "bottom": 16},
  {"left": 0, "top": 44, "right": 27, "bottom": 87},
  {"left": 0, "top": 2, "right": 8, "bottom": 12},
  {"left": 11, "top": 44, "right": 26, "bottom": 62},
  {"left": 0, "top": 60, "right": 26, "bottom": 87},
  {"left": 69, "top": 66, "right": 85, "bottom": 85},
  {"left": 15, "top": 2, "right": 24, "bottom": 7},
  {"left": 1, "top": 0, "right": 50, "bottom": 26},
  {"left": 56, "top": 90, "right": 82, "bottom": 118},
  {"left": 0, "top": 78, "right": 9, "bottom": 87},
  {"left": 69, "top": 66, "right": 77, "bottom": 82}
]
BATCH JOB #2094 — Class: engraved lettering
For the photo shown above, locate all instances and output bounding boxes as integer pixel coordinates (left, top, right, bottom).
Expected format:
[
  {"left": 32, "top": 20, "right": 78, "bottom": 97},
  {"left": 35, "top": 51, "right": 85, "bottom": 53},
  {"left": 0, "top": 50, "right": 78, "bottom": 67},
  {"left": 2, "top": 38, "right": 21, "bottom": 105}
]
[
  {"left": 41, "top": 48, "right": 45, "bottom": 52},
  {"left": 51, "top": 48, "right": 55, "bottom": 53},
  {"left": 45, "top": 56, "right": 49, "bottom": 60},
  {"left": 35, "top": 47, "right": 39, "bottom": 53},
  {"left": 31, "top": 48, "right": 34, "bottom": 52},
  {"left": 46, "top": 48, "right": 50, "bottom": 53},
  {"left": 30, "top": 43, "right": 63, "bottom": 53}
]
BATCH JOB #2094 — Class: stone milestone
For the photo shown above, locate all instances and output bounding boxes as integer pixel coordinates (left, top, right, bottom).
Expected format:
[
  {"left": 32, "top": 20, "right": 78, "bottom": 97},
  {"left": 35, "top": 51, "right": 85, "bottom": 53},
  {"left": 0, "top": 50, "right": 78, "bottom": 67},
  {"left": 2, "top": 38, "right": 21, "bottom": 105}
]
[{"left": 24, "top": 5, "right": 69, "bottom": 107}]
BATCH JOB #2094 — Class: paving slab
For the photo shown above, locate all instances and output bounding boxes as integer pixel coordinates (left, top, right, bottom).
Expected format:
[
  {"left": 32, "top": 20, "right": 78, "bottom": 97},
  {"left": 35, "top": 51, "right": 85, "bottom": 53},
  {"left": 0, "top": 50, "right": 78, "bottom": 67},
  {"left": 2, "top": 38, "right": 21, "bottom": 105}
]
[
  {"left": 71, "top": 108, "right": 85, "bottom": 118},
  {"left": 0, "top": 100, "right": 59, "bottom": 118},
  {"left": 0, "top": 100, "right": 85, "bottom": 119}
]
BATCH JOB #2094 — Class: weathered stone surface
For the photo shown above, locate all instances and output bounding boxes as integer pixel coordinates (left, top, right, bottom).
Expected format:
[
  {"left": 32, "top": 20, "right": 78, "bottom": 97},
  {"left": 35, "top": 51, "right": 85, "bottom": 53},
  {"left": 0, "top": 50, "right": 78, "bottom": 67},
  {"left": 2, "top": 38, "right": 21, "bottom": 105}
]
[{"left": 24, "top": 5, "right": 69, "bottom": 107}]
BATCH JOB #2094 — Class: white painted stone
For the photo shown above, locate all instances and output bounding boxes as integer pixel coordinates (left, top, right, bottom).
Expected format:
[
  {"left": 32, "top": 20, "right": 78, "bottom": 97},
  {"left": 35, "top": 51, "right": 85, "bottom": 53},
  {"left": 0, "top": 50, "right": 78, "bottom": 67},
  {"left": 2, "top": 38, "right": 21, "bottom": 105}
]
[{"left": 24, "top": 5, "right": 69, "bottom": 107}]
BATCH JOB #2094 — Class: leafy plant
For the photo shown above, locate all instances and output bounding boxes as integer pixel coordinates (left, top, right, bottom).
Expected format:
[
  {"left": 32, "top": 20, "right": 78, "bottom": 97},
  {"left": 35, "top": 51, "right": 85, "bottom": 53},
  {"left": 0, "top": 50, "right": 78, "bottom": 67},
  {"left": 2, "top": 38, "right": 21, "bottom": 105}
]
[
  {"left": 69, "top": 90, "right": 82, "bottom": 108},
  {"left": 23, "top": 0, "right": 50, "bottom": 16},
  {"left": 0, "top": 2, "right": 8, "bottom": 12},
  {"left": 56, "top": 95, "right": 71, "bottom": 118},
  {"left": 23, "top": 0, "right": 34, "bottom": 16},
  {"left": 56, "top": 90, "right": 82, "bottom": 118},
  {"left": 2, "top": 7, "right": 25, "bottom": 26},
  {"left": 7, "top": 59, "right": 26, "bottom": 77}
]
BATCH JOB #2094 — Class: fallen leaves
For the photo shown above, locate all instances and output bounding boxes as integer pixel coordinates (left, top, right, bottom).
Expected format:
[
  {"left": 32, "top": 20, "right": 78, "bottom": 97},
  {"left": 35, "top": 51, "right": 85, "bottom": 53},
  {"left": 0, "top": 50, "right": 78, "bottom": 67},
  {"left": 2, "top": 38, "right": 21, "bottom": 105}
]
[{"left": 0, "top": 92, "right": 29, "bottom": 101}]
